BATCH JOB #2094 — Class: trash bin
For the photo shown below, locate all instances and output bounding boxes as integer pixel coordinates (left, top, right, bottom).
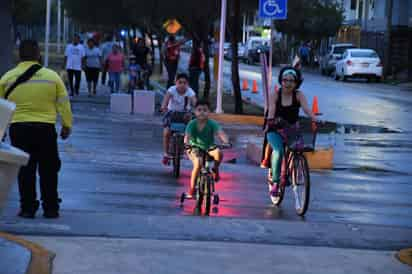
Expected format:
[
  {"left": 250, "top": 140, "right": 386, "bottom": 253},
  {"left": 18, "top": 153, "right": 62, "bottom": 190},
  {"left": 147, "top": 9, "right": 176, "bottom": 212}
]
[{"left": 0, "top": 99, "right": 29, "bottom": 214}]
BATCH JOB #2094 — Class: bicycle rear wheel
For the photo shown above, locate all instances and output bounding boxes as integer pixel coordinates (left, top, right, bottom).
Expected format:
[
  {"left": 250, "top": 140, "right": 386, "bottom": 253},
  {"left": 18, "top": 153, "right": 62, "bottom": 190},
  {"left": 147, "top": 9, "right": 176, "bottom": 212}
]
[
  {"left": 292, "top": 154, "right": 310, "bottom": 216},
  {"left": 172, "top": 137, "right": 181, "bottom": 178}
]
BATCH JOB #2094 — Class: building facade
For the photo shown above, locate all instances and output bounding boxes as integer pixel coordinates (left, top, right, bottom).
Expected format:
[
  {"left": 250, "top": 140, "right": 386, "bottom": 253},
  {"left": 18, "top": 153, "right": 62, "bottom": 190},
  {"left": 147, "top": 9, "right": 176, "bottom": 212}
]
[{"left": 339, "top": 0, "right": 412, "bottom": 80}]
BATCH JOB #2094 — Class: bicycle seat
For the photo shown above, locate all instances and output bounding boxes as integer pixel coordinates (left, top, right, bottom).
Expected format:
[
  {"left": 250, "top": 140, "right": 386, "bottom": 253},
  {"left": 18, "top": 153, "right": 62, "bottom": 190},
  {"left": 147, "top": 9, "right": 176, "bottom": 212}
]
[{"left": 170, "top": 123, "right": 186, "bottom": 133}]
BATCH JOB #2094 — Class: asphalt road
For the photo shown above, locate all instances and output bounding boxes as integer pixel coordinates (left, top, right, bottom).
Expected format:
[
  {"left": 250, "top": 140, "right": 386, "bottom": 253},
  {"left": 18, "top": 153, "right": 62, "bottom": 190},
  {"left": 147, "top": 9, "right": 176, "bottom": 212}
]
[{"left": 0, "top": 63, "right": 411, "bottom": 252}]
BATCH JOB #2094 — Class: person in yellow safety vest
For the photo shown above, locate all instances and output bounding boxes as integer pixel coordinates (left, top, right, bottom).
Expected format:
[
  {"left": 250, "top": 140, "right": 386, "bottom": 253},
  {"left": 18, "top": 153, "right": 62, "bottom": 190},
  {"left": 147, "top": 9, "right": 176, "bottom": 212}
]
[{"left": 0, "top": 40, "right": 73, "bottom": 219}]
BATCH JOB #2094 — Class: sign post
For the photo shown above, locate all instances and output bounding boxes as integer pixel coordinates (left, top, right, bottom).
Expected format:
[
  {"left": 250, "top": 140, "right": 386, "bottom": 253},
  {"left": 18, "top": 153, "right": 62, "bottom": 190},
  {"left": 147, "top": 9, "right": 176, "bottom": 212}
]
[
  {"left": 44, "top": 0, "right": 51, "bottom": 67},
  {"left": 258, "top": 0, "right": 287, "bottom": 94}
]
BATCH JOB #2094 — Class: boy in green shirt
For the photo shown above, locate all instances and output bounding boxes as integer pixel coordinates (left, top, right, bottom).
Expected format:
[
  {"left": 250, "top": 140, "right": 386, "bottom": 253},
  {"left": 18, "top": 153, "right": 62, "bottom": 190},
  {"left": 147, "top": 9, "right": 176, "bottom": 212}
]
[{"left": 184, "top": 100, "right": 230, "bottom": 197}]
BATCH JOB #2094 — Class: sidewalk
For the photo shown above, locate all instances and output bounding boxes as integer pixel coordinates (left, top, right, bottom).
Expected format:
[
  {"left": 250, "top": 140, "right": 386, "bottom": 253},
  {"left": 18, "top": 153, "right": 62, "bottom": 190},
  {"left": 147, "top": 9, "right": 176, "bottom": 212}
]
[{"left": 25, "top": 236, "right": 412, "bottom": 274}]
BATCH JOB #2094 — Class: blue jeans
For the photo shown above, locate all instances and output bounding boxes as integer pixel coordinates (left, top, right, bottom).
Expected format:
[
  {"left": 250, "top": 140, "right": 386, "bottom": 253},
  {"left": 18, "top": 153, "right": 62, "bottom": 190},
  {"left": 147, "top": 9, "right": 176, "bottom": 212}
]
[
  {"left": 109, "top": 72, "right": 121, "bottom": 93},
  {"left": 266, "top": 132, "right": 284, "bottom": 183}
]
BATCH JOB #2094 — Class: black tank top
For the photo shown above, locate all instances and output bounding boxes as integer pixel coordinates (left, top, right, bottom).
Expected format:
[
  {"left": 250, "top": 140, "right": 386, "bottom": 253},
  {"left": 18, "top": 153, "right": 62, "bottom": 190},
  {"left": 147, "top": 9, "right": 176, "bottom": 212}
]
[{"left": 275, "top": 89, "right": 301, "bottom": 124}]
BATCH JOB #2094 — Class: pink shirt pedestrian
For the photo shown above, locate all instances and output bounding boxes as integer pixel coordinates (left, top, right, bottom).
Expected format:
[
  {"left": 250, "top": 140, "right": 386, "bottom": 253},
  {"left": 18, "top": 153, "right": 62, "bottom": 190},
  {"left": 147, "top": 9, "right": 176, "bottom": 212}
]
[{"left": 107, "top": 52, "right": 124, "bottom": 73}]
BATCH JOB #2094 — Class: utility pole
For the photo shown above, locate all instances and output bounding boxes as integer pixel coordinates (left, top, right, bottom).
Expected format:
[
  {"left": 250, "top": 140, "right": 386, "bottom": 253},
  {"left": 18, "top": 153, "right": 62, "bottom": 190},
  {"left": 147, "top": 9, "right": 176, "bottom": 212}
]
[
  {"left": 57, "top": 0, "right": 61, "bottom": 53},
  {"left": 216, "top": 0, "right": 227, "bottom": 114},
  {"left": 44, "top": 0, "right": 51, "bottom": 67},
  {"left": 384, "top": 0, "right": 393, "bottom": 78}
]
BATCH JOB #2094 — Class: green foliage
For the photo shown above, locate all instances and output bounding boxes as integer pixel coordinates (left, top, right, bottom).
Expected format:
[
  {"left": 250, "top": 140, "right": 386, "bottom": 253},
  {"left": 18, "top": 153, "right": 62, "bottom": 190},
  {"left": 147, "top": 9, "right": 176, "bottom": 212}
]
[
  {"left": 12, "top": 0, "right": 46, "bottom": 25},
  {"left": 275, "top": 0, "right": 343, "bottom": 41}
]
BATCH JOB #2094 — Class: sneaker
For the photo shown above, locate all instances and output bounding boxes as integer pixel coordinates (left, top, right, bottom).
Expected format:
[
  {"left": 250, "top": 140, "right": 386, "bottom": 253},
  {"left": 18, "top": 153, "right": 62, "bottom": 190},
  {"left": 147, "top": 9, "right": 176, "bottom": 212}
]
[
  {"left": 43, "top": 211, "right": 59, "bottom": 219},
  {"left": 270, "top": 183, "right": 279, "bottom": 197},
  {"left": 186, "top": 188, "right": 195, "bottom": 199},
  {"left": 260, "top": 159, "right": 270, "bottom": 169},
  {"left": 162, "top": 155, "right": 170, "bottom": 165},
  {"left": 17, "top": 211, "right": 36, "bottom": 219}
]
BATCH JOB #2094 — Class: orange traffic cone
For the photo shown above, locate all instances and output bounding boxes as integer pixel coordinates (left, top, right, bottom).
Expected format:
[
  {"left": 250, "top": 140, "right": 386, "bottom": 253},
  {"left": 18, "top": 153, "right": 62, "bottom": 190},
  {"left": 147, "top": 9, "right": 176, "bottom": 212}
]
[
  {"left": 252, "top": 80, "right": 258, "bottom": 93},
  {"left": 242, "top": 79, "right": 249, "bottom": 91},
  {"left": 312, "top": 96, "right": 320, "bottom": 115}
]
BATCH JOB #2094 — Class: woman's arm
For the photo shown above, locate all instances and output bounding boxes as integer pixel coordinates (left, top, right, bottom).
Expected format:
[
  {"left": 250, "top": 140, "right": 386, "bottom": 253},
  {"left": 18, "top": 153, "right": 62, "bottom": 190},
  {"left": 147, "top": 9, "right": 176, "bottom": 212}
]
[
  {"left": 298, "top": 91, "right": 317, "bottom": 121},
  {"left": 267, "top": 91, "right": 278, "bottom": 119}
]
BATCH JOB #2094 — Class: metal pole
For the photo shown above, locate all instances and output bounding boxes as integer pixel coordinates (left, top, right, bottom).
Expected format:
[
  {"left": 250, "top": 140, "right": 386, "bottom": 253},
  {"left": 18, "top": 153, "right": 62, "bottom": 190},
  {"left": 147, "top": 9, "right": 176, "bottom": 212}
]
[
  {"left": 242, "top": 14, "right": 246, "bottom": 44},
  {"left": 57, "top": 0, "right": 61, "bottom": 53},
  {"left": 216, "top": 0, "right": 227, "bottom": 114},
  {"left": 268, "top": 21, "right": 274, "bottom": 92},
  {"left": 63, "top": 9, "right": 67, "bottom": 46},
  {"left": 384, "top": 0, "right": 393, "bottom": 77},
  {"left": 44, "top": 0, "right": 51, "bottom": 67}
]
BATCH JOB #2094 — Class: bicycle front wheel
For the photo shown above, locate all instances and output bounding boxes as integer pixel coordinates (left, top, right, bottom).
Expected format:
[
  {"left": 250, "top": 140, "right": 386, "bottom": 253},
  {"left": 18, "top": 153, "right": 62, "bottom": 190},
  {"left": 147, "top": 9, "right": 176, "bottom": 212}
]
[
  {"left": 292, "top": 154, "right": 310, "bottom": 216},
  {"left": 204, "top": 176, "right": 213, "bottom": 216}
]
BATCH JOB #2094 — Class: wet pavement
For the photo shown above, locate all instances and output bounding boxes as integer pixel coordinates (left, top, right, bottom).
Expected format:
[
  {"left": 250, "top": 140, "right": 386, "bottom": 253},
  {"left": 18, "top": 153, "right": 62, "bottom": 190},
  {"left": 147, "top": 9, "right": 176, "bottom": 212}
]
[
  {"left": 0, "top": 93, "right": 411, "bottom": 251},
  {"left": 0, "top": 64, "right": 411, "bottom": 255}
]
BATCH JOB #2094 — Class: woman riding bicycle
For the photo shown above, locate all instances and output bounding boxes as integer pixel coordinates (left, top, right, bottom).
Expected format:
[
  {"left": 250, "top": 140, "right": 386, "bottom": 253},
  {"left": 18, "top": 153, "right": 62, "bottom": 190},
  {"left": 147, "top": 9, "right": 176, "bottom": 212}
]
[{"left": 261, "top": 66, "right": 317, "bottom": 196}]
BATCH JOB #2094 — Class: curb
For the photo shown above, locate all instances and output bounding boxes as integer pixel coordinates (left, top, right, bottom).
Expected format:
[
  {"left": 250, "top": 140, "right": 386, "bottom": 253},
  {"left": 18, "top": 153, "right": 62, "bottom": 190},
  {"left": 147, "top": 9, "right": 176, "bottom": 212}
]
[
  {"left": 0, "top": 232, "right": 55, "bottom": 274},
  {"left": 397, "top": 248, "right": 412, "bottom": 267},
  {"left": 209, "top": 113, "right": 264, "bottom": 126}
]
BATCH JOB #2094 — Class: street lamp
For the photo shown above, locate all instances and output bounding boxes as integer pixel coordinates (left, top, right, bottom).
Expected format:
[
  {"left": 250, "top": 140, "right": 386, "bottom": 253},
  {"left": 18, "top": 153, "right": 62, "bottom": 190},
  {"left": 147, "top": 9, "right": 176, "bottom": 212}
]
[
  {"left": 216, "top": 0, "right": 227, "bottom": 114},
  {"left": 44, "top": 0, "right": 51, "bottom": 67}
]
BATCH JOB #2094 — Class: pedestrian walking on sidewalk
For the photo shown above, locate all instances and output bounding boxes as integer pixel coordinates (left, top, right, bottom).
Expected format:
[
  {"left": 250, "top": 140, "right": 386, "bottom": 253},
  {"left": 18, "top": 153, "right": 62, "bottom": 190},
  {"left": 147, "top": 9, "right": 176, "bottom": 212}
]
[
  {"left": 64, "top": 34, "right": 85, "bottom": 96},
  {"left": 188, "top": 44, "right": 205, "bottom": 96},
  {"left": 100, "top": 35, "right": 114, "bottom": 85},
  {"left": 84, "top": 38, "right": 102, "bottom": 96},
  {"left": 106, "top": 45, "right": 125, "bottom": 93},
  {"left": 163, "top": 35, "right": 182, "bottom": 88},
  {"left": 0, "top": 40, "right": 73, "bottom": 219}
]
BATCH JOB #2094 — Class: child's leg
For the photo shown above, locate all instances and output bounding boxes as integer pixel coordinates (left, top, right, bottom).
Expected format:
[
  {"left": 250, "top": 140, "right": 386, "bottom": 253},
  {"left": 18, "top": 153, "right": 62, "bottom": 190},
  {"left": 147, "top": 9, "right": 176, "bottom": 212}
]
[
  {"left": 208, "top": 148, "right": 223, "bottom": 181},
  {"left": 266, "top": 132, "right": 284, "bottom": 183},
  {"left": 188, "top": 150, "right": 201, "bottom": 195},
  {"left": 163, "top": 128, "right": 171, "bottom": 156}
]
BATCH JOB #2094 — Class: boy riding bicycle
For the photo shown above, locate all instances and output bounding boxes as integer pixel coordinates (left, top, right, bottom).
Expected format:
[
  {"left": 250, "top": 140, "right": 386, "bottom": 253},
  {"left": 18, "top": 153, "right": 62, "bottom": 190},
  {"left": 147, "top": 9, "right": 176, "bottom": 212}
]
[
  {"left": 184, "top": 100, "right": 230, "bottom": 197},
  {"left": 161, "top": 73, "right": 197, "bottom": 164}
]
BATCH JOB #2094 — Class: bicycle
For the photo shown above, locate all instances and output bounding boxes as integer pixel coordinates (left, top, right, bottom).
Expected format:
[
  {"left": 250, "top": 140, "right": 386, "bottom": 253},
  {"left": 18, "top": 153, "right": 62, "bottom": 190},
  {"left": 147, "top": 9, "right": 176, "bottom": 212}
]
[
  {"left": 166, "top": 111, "right": 191, "bottom": 178},
  {"left": 267, "top": 119, "right": 318, "bottom": 216},
  {"left": 180, "top": 143, "right": 232, "bottom": 215}
]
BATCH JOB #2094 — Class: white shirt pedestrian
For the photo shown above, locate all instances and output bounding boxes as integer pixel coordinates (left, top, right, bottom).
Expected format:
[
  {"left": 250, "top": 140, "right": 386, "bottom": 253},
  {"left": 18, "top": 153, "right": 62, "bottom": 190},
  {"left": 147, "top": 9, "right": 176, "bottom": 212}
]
[{"left": 65, "top": 43, "right": 85, "bottom": 71}]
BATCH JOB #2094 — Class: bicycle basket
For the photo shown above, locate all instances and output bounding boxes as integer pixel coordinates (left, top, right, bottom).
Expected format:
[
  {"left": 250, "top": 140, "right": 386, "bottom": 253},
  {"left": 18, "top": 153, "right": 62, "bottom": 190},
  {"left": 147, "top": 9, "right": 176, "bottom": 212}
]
[
  {"left": 283, "top": 125, "right": 316, "bottom": 152},
  {"left": 170, "top": 122, "right": 186, "bottom": 133}
]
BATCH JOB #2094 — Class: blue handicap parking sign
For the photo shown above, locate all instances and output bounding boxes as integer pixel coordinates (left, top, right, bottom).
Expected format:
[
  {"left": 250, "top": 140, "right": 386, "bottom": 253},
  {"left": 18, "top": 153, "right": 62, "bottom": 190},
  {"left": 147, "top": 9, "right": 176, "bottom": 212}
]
[{"left": 259, "top": 0, "right": 287, "bottom": 20}]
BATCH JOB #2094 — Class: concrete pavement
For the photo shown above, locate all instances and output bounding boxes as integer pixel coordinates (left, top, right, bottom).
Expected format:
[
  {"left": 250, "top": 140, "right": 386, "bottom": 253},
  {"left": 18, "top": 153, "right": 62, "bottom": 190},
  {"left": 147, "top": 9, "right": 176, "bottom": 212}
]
[{"left": 25, "top": 236, "right": 412, "bottom": 274}]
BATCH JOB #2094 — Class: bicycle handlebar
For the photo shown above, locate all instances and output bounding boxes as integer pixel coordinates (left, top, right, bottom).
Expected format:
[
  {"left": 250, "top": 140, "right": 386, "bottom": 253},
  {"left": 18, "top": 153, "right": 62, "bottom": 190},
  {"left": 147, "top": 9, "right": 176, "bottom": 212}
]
[{"left": 184, "top": 143, "right": 232, "bottom": 152}]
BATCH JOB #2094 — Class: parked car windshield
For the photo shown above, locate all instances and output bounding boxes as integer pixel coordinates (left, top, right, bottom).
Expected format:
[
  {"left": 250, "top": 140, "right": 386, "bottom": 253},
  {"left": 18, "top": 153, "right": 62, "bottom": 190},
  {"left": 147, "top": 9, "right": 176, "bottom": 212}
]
[
  {"left": 350, "top": 51, "right": 379, "bottom": 58},
  {"left": 333, "top": 46, "right": 355, "bottom": 54}
]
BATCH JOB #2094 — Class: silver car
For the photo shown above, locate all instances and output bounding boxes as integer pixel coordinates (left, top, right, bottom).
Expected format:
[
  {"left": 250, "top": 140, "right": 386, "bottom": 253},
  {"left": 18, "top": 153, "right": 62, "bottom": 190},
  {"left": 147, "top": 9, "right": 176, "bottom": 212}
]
[{"left": 320, "top": 43, "right": 356, "bottom": 76}]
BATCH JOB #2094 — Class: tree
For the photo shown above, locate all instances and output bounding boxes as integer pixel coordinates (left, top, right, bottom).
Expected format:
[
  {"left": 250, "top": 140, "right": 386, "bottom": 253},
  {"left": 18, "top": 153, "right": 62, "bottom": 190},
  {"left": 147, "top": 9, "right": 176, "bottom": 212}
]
[
  {"left": 227, "top": 0, "right": 258, "bottom": 114},
  {"left": 0, "top": 0, "right": 13, "bottom": 76},
  {"left": 275, "top": 0, "right": 343, "bottom": 54}
]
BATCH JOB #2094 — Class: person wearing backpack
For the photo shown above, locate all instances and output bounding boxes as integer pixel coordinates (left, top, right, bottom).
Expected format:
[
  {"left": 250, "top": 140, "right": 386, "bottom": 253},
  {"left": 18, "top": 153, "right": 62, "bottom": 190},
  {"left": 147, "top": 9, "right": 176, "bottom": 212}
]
[
  {"left": 0, "top": 40, "right": 73, "bottom": 219},
  {"left": 163, "top": 35, "right": 182, "bottom": 88}
]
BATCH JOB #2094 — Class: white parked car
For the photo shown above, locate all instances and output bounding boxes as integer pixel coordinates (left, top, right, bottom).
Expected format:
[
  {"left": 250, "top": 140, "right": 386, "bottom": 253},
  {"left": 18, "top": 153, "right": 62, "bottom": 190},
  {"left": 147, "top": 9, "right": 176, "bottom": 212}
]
[{"left": 335, "top": 49, "right": 383, "bottom": 82}]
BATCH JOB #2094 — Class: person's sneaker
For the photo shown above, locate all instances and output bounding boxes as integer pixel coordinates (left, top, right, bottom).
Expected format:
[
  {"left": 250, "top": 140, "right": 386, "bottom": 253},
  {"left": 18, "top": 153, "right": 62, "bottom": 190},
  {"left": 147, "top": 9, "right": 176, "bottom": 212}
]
[
  {"left": 260, "top": 159, "right": 270, "bottom": 169},
  {"left": 185, "top": 188, "right": 195, "bottom": 199},
  {"left": 162, "top": 155, "right": 170, "bottom": 165},
  {"left": 270, "top": 183, "right": 279, "bottom": 197},
  {"left": 43, "top": 211, "right": 59, "bottom": 219},
  {"left": 17, "top": 211, "right": 36, "bottom": 219}
]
